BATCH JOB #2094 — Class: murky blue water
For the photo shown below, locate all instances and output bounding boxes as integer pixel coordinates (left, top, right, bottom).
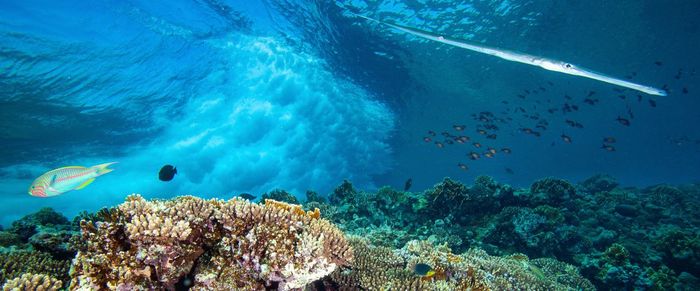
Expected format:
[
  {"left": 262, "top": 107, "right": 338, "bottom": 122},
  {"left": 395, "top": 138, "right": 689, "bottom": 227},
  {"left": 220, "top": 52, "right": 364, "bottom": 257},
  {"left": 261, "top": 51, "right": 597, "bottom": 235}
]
[{"left": 1, "top": 0, "right": 698, "bottom": 226}]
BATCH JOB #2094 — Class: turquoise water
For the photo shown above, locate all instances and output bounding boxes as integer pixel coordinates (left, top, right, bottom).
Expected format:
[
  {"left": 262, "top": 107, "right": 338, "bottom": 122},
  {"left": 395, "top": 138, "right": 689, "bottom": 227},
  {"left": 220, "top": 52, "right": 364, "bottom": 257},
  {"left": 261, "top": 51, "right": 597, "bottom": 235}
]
[
  {"left": 1, "top": 1, "right": 699, "bottom": 289},
  {"left": 3, "top": 0, "right": 697, "bottom": 225}
]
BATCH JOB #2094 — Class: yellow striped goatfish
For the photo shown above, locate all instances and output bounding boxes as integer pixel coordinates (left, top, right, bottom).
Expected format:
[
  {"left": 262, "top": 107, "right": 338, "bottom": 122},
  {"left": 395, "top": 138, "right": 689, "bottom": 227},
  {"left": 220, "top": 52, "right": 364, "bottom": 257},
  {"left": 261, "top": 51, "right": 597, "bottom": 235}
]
[{"left": 28, "top": 162, "right": 117, "bottom": 197}]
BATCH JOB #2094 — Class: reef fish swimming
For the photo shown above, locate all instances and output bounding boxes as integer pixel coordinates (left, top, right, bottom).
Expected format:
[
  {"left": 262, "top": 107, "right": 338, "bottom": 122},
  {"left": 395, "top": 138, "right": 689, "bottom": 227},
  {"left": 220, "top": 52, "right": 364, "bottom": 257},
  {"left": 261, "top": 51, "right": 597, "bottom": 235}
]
[
  {"left": 28, "top": 162, "right": 117, "bottom": 197},
  {"left": 159, "top": 164, "right": 177, "bottom": 181},
  {"left": 353, "top": 13, "right": 667, "bottom": 96}
]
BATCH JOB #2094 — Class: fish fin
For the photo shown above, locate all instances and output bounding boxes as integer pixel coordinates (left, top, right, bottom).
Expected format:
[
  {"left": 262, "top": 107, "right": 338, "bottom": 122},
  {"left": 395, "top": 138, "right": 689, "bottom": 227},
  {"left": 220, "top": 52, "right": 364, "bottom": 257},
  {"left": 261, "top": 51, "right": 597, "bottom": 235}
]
[
  {"left": 50, "top": 174, "right": 57, "bottom": 185},
  {"left": 93, "top": 162, "right": 117, "bottom": 176},
  {"left": 53, "top": 166, "right": 88, "bottom": 171},
  {"left": 74, "top": 178, "right": 95, "bottom": 190}
]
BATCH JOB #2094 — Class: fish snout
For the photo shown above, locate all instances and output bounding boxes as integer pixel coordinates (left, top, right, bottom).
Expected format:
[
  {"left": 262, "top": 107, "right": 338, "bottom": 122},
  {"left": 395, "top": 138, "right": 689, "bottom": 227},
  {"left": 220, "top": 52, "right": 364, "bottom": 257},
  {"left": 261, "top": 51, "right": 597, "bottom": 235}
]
[{"left": 29, "top": 184, "right": 47, "bottom": 197}]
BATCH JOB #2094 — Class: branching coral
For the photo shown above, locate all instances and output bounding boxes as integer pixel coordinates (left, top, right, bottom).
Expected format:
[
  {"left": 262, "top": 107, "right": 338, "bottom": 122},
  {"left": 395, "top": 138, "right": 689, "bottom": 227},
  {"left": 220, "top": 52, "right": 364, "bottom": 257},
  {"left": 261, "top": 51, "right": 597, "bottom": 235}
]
[
  {"left": 69, "top": 194, "right": 352, "bottom": 290},
  {"left": 325, "top": 237, "right": 593, "bottom": 290},
  {"left": 2, "top": 273, "right": 62, "bottom": 291},
  {"left": 0, "top": 251, "right": 70, "bottom": 288}
]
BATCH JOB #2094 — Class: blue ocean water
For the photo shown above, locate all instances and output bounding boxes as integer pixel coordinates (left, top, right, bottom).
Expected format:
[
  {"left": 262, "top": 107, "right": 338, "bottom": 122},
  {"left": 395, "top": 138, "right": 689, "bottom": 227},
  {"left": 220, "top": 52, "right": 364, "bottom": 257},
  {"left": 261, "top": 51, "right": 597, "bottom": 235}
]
[{"left": 1, "top": 0, "right": 698, "bottom": 232}]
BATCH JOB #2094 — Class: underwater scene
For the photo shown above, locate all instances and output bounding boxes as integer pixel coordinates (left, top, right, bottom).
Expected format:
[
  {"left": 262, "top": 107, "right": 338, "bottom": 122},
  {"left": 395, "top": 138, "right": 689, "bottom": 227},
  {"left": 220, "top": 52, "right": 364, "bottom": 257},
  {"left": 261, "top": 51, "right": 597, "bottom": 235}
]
[{"left": 1, "top": 0, "right": 698, "bottom": 290}]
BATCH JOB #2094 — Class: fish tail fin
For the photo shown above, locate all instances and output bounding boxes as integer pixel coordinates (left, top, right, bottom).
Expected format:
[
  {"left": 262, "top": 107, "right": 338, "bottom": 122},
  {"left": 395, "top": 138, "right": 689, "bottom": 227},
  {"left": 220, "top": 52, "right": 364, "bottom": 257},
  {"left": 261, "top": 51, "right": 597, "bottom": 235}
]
[{"left": 93, "top": 162, "right": 117, "bottom": 176}]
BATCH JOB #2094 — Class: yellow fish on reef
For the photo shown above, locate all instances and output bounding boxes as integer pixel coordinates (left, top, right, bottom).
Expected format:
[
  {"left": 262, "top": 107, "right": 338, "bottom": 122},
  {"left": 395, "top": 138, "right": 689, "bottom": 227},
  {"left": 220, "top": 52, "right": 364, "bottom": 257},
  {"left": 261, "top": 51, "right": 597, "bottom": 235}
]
[{"left": 28, "top": 162, "right": 117, "bottom": 197}]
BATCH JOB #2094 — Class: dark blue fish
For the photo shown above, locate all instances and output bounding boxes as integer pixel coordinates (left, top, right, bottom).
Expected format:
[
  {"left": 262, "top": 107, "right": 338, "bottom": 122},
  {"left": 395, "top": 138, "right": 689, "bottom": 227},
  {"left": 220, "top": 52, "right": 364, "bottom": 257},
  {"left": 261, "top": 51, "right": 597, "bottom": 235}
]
[
  {"left": 404, "top": 178, "right": 412, "bottom": 191},
  {"left": 159, "top": 165, "right": 177, "bottom": 181}
]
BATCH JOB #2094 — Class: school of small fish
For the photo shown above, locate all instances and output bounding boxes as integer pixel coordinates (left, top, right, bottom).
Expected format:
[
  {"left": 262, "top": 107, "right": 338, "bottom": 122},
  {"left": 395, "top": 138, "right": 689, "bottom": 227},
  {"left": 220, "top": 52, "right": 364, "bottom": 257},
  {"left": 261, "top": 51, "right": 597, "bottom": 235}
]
[{"left": 422, "top": 62, "right": 694, "bottom": 173}]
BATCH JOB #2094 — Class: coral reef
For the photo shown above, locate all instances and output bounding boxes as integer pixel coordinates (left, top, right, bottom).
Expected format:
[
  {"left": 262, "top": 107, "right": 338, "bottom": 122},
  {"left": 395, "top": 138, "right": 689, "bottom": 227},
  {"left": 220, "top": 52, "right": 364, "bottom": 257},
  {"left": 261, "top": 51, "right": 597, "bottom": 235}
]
[
  {"left": 0, "top": 251, "right": 70, "bottom": 288},
  {"left": 312, "top": 176, "right": 700, "bottom": 290},
  {"left": 304, "top": 190, "right": 325, "bottom": 204},
  {"left": 261, "top": 189, "right": 300, "bottom": 204},
  {"left": 580, "top": 174, "right": 619, "bottom": 193},
  {"left": 2, "top": 208, "right": 76, "bottom": 259},
  {"left": 69, "top": 194, "right": 351, "bottom": 290},
  {"left": 1, "top": 175, "right": 698, "bottom": 290},
  {"left": 0, "top": 232, "right": 21, "bottom": 248},
  {"left": 2, "top": 273, "right": 62, "bottom": 291},
  {"left": 529, "top": 177, "right": 577, "bottom": 204},
  {"left": 324, "top": 237, "right": 593, "bottom": 290},
  {"left": 328, "top": 179, "right": 357, "bottom": 205}
]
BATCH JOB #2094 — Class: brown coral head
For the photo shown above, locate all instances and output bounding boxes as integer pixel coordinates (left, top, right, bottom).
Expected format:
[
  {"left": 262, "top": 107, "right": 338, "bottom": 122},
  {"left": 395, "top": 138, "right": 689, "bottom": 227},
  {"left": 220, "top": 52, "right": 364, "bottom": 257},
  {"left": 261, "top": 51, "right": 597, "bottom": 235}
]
[{"left": 264, "top": 199, "right": 321, "bottom": 219}]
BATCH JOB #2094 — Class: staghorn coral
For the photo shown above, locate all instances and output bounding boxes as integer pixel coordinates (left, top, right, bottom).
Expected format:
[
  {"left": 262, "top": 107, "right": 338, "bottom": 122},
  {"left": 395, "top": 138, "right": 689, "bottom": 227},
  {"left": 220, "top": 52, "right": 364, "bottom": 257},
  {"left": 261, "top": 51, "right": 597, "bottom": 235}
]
[
  {"left": 69, "top": 194, "right": 351, "bottom": 290},
  {"left": 326, "top": 237, "right": 593, "bottom": 290},
  {"left": 2, "top": 273, "right": 62, "bottom": 291},
  {"left": 0, "top": 251, "right": 70, "bottom": 288}
]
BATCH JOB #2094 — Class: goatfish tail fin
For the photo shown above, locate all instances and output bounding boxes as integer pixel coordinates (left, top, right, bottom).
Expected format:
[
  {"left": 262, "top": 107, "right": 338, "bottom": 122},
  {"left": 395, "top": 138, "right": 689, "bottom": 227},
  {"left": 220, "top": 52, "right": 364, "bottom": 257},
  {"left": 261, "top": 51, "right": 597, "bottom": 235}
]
[
  {"left": 92, "top": 162, "right": 117, "bottom": 176},
  {"left": 74, "top": 178, "right": 95, "bottom": 190}
]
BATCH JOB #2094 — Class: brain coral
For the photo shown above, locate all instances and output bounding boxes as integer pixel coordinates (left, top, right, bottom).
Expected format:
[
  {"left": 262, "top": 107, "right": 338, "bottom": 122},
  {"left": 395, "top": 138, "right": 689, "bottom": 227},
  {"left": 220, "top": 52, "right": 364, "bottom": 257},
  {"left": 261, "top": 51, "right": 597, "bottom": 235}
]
[{"left": 69, "top": 194, "right": 352, "bottom": 290}]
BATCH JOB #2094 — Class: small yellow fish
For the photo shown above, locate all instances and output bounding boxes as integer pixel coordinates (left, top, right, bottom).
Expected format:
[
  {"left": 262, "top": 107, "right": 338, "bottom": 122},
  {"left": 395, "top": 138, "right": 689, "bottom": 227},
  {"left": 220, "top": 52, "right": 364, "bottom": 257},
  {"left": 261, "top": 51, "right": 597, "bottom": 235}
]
[{"left": 28, "top": 162, "right": 116, "bottom": 197}]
